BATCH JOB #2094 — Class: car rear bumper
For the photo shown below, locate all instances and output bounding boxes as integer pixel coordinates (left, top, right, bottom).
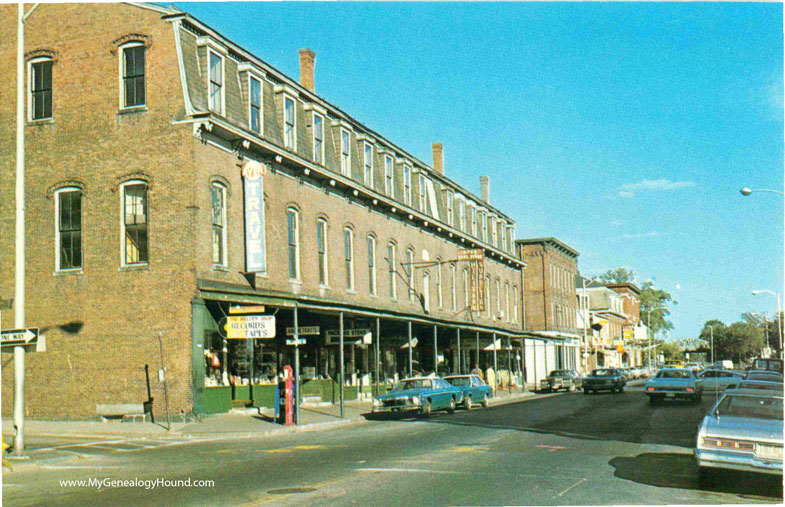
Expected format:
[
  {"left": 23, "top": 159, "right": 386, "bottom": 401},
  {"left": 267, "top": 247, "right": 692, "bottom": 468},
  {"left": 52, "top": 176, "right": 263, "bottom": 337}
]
[
  {"left": 695, "top": 448, "right": 783, "bottom": 475},
  {"left": 371, "top": 403, "right": 421, "bottom": 413}
]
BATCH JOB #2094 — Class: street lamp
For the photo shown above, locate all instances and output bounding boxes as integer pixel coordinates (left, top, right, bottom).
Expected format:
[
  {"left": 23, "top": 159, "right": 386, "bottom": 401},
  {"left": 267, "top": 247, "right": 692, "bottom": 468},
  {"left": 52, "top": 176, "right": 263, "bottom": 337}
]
[
  {"left": 739, "top": 187, "right": 785, "bottom": 196},
  {"left": 645, "top": 307, "right": 665, "bottom": 370},
  {"left": 752, "top": 290, "right": 783, "bottom": 358}
]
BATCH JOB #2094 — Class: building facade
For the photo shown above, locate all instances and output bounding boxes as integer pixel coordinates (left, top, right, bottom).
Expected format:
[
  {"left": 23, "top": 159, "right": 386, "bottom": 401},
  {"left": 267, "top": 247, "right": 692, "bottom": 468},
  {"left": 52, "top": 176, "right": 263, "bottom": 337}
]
[
  {"left": 1, "top": 3, "right": 528, "bottom": 418},
  {"left": 516, "top": 238, "right": 581, "bottom": 382}
]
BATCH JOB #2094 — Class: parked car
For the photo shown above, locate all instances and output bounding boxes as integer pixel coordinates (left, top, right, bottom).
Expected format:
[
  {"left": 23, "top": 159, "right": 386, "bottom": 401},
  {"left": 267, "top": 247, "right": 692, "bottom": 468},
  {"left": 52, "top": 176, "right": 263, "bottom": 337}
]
[
  {"left": 713, "top": 360, "right": 734, "bottom": 370},
  {"left": 444, "top": 374, "right": 492, "bottom": 409},
  {"left": 645, "top": 368, "right": 703, "bottom": 404},
  {"left": 694, "top": 390, "right": 783, "bottom": 477},
  {"left": 729, "top": 380, "right": 784, "bottom": 393},
  {"left": 744, "top": 370, "right": 784, "bottom": 382},
  {"left": 618, "top": 368, "right": 635, "bottom": 381},
  {"left": 686, "top": 362, "right": 704, "bottom": 373},
  {"left": 583, "top": 368, "right": 626, "bottom": 394},
  {"left": 372, "top": 377, "right": 463, "bottom": 416},
  {"left": 663, "top": 360, "right": 685, "bottom": 369},
  {"left": 698, "top": 369, "right": 744, "bottom": 393},
  {"left": 751, "top": 358, "right": 784, "bottom": 374},
  {"left": 538, "top": 369, "right": 583, "bottom": 393}
]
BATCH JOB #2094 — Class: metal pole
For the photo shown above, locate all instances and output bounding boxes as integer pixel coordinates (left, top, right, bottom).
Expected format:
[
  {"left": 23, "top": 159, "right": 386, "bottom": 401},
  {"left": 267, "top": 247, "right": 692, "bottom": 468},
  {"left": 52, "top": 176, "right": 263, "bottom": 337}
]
[
  {"left": 433, "top": 325, "right": 438, "bottom": 375},
  {"left": 492, "top": 332, "right": 497, "bottom": 396},
  {"left": 710, "top": 326, "right": 714, "bottom": 365},
  {"left": 408, "top": 320, "right": 413, "bottom": 377},
  {"left": 457, "top": 328, "right": 461, "bottom": 374},
  {"left": 339, "top": 311, "right": 344, "bottom": 418},
  {"left": 13, "top": 3, "right": 27, "bottom": 455},
  {"left": 777, "top": 293, "right": 783, "bottom": 357},
  {"left": 294, "top": 306, "right": 300, "bottom": 425},
  {"left": 157, "top": 332, "right": 171, "bottom": 431},
  {"left": 375, "top": 317, "right": 380, "bottom": 397},
  {"left": 476, "top": 331, "right": 480, "bottom": 370}
]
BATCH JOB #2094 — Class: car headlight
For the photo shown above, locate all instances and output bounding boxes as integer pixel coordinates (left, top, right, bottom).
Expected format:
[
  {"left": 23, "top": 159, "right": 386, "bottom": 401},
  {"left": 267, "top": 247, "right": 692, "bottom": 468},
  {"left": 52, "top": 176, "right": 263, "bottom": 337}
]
[{"left": 411, "top": 396, "right": 420, "bottom": 405}]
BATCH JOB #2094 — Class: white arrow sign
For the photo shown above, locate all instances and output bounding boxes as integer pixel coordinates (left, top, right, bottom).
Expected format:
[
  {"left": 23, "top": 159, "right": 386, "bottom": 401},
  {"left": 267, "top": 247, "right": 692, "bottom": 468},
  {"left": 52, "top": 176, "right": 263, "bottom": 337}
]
[{"left": 1, "top": 328, "right": 39, "bottom": 348}]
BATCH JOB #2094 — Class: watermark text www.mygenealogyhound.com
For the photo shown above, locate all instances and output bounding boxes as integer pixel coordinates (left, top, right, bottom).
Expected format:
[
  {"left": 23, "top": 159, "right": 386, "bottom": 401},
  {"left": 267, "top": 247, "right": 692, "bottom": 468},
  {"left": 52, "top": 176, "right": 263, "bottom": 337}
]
[{"left": 59, "top": 477, "right": 215, "bottom": 490}]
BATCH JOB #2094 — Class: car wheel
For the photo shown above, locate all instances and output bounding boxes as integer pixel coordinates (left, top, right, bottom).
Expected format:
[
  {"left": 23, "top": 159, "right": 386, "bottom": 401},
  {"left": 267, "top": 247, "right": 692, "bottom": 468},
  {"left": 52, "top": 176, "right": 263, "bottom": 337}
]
[
  {"left": 617, "top": 386, "right": 624, "bottom": 393},
  {"left": 420, "top": 399, "right": 432, "bottom": 418},
  {"left": 692, "top": 393, "right": 702, "bottom": 404},
  {"left": 448, "top": 397, "right": 456, "bottom": 414},
  {"left": 649, "top": 396, "right": 659, "bottom": 405},
  {"left": 583, "top": 389, "right": 591, "bottom": 395},
  {"left": 482, "top": 393, "right": 490, "bottom": 408},
  {"left": 698, "top": 466, "right": 717, "bottom": 486},
  {"left": 463, "top": 395, "right": 472, "bottom": 410}
]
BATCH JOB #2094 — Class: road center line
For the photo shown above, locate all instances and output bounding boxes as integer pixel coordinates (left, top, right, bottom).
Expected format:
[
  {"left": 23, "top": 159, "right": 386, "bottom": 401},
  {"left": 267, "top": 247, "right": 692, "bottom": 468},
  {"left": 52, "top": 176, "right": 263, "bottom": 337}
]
[{"left": 553, "top": 478, "right": 587, "bottom": 499}]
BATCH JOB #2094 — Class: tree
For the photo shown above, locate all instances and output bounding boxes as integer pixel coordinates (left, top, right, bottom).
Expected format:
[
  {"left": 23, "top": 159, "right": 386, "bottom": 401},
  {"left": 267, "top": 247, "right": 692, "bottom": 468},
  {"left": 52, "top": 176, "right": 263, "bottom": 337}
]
[
  {"left": 658, "top": 340, "right": 684, "bottom": 361},
  {"left": 700, "top": 319, "right": 764, "bottom": 364},
  {"left": 596, "top": 268, "right": 635, "bottom": 284}
]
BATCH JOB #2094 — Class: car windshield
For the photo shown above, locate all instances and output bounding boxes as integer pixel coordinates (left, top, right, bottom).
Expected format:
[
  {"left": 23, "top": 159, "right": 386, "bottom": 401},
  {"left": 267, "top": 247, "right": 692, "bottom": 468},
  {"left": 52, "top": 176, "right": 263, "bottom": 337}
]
[
  {"left": 748, "top": 374, "right": 783, "bottom": 382},
  {"left": 549, "top": 370, "right": 570, "bottom": 377},
  {"left": 445, "top": 377, "right": 470, "bottom": 387},
  {"left": 716, "top": 394, "right": 783, "bottom": 420},
  {"left": 738, "top": 381, "right": 783, "bottom": 391},
  {"left": 592, "top": 369, "right": 615, "bottom": 377},
  {"left": 391, "top": 379, "right": 432, "bottom": 391},
  {"left": 656, "top": 370, "right": 691, "bottom": 379}
]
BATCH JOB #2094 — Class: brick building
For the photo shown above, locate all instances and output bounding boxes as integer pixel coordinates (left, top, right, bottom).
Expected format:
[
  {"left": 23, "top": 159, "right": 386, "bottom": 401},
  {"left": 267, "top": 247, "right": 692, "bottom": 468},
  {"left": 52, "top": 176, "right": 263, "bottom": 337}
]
[
  {"left": 1, "top": 3, "right": 529, "bottom": 418},
  {"left": 516, "top": 238, "right": 582, "bottom": 382}
]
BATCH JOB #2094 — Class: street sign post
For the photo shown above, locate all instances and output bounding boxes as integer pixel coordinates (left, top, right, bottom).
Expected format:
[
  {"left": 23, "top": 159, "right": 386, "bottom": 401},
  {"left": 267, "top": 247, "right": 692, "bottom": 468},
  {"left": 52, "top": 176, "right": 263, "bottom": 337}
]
[
  {"left": 1, "top": 328, "right": 38, "bottom": 349},
  {"left": 225, "top": 315, "right": 275, "bottom": 339}
]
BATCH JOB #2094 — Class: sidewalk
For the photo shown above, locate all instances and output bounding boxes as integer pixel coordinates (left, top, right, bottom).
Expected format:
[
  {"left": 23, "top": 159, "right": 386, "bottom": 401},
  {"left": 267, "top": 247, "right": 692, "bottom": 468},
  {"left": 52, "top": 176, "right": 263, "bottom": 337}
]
[{"left": 2, "top": 387, "right": 537, "bottom": 467}]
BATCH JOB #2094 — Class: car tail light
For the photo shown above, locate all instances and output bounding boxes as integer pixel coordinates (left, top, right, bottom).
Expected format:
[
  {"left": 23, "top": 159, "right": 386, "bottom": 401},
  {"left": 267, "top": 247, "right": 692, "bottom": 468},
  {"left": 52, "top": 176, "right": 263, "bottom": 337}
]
[
  {"left": 646, "top": 387, "right": 655, "bottom": 392},
  {"left": 686, "top": 387, "right": 694, "bottom": 392},
  {"left": 702, "top": 437, "right": 755, "bottom": 451}
]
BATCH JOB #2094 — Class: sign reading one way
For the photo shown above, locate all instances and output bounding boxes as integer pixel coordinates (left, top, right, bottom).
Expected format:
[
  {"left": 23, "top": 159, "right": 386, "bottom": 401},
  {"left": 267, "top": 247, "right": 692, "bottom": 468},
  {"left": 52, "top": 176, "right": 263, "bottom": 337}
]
[
  {"left": 225, "top": 315, "right": 276, "bottom": 339},
  {"left": 1, "top": 328, "right": 39, "bottom": 348}
]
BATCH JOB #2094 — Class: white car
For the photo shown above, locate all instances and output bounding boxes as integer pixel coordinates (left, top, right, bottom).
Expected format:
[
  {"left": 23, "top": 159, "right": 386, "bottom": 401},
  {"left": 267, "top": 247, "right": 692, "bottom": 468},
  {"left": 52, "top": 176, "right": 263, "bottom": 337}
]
[{"left": 698, "top": 369, "right": 744, "bottom": 393}]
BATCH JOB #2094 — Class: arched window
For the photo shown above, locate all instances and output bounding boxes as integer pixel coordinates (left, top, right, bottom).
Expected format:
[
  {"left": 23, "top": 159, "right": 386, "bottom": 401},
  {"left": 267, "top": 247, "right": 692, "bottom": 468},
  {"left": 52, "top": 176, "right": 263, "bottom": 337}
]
[
  {"left": 387, "top": 241, "right": 397, "bottom": 300},
  {"left": 485, "top": 275, "right": 491, "bottom": 318},
  {"left": 422, "top": 271, "right": 430, "bottom": 312},
  {"left": 436, "top": 258, "right": 443, "bottom": 308},
  {"left": 211, "top": 182, "right": 227, "bottom": 267},
  {"left": 513, "top": 285, "right": 519, "bottom": 323},
  {"left": 121, "top": 180, "right": 148, "bottom": 266},
  {"left": 505, "top": 282, "right": 510, "bottom": 322},
  {"left": 450, "top": 264, "right": 457, "bottom": 311},
  {"left": 29, "top": 56, "right": 53, "bottom": 121},
  {"left": 317, "top": 218, "right": 328, "bottom": 286},
  {"left": 463, "top": 267, "right": 469, "bottom": 310},
  {"left": 286, "top": 208, "right": 300, "bottom": 280},
  {"left": 55, "top": 187, "right": 82, "bottom": 271},
  {"left": 367, "top": 234, "right": 377, "bottom": 295},
  {"left": 344, "top": 226, "right": 354, "bottom": 290},
  {"left": 406, "top": 248, "right": 415, "bottom": 302}
]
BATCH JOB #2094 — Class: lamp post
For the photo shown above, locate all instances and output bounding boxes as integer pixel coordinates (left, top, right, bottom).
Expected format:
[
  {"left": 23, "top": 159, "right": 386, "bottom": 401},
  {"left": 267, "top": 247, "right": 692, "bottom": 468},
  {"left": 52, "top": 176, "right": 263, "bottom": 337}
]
[
  {"left": 645, "top": 307, "right": 665, "bottom": 370},
  {"left": 752, "top": 290, "right": 783, "bottom": 358},
  {"left": 739, "top": 187, "right": 785, "bottom": 196}
]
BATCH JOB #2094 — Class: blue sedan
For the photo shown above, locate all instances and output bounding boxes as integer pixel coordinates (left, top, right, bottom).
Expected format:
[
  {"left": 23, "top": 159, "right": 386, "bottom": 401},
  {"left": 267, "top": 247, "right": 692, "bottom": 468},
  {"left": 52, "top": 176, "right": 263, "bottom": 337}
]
[
  {"left": 372, "top": 377, "right": 463, "bottom": 416},
  {"left": 444, "top": 374, "right": 492, "bottom": 409}
]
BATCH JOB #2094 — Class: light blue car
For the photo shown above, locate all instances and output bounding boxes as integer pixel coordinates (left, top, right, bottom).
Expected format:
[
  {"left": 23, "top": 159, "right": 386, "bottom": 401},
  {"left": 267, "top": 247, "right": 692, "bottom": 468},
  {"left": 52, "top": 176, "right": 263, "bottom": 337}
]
[
  {"left": 444, "top": 374, "right": 492, "bottom": 409},
  {"left": 645, "top": 368, "right": 703, "bottom": 404},
  {"left": 372, "top": 377, "right": 463, "bottom": 416}
]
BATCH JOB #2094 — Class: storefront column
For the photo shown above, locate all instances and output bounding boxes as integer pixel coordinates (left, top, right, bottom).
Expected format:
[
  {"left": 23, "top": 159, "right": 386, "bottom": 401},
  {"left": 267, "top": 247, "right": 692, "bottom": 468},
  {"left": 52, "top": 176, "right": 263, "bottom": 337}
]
[
  {"left": 433, "top": 325, "right": 438, "bottom": 375},
  {"left": 493, "top": 332, "right": 498, "bottom": 376},
  {"left": 408, "top": 320, "right": 413, "bottom": 377},
  {"left": 294, "top": 306, "right": 300, "bottom": 425},
  {"left": 475, "top": 332, "right": 480, "bottom": 369},
  {"left": 456, "top": 328, "right": 461, "bottom": 374},
  {"left": 339, "top": 311, "right": 344, "bottom": 419}
]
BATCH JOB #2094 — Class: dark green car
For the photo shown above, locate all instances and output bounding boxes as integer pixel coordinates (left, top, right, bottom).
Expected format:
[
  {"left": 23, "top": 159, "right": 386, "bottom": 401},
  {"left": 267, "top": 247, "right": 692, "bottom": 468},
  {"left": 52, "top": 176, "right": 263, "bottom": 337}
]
[{"left": 583, "top": 368, "right": 626, "bottom": 394}]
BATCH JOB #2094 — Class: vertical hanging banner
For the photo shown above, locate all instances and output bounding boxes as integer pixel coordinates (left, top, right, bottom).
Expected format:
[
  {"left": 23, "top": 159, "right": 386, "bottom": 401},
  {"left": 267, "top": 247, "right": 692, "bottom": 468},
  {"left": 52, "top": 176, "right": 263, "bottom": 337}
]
[{"left": 242, "top": 160, "right": 267, "bottom": 273}]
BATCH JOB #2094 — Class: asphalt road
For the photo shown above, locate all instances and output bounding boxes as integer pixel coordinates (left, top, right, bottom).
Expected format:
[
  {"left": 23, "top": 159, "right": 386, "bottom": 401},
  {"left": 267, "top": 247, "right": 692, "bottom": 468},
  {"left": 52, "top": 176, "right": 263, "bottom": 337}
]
[{"left": 3, "top": 382, "right": 782, "bottom": 506}]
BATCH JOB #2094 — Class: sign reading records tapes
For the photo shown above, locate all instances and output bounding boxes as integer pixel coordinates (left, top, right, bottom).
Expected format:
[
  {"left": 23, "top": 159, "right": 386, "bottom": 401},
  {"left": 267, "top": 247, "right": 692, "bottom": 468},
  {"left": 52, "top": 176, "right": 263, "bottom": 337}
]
[{"left": 225, "top": 315, "right": 276, "bottom": 339}]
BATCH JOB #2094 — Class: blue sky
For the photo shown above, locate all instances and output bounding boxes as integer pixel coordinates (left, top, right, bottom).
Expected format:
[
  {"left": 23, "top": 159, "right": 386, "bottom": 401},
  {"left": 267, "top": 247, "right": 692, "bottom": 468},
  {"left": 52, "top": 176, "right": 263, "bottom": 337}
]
[{"left": 175, "top": 2, "right": 784, "bottom": 340}]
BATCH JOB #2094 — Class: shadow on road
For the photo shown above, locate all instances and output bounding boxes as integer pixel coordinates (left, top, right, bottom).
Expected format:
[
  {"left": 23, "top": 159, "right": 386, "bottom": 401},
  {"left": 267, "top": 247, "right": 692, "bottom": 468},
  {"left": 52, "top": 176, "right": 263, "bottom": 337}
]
[{"left": 609, "top": 452, "right": 782, "bottom": 500}]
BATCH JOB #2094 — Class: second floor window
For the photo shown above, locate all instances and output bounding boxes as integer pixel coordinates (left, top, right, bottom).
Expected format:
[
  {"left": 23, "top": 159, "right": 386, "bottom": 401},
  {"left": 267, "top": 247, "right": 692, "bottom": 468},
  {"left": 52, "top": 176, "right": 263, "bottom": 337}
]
[
  {"left": 122, "top": 181, "right": 148, "bottom": 265},
  {"left": 249, "top": 76, "right": 262, "bottom": 133},
  {"left": 122, "top": 44, "right": 145, "bottom": 108},
  {"left": 340, "top": 129, "right": 351, "bottom": 176},
  {"left": 463, "top": 268, "right": 469, "bottom": 309},
  {"left": 436, "top": 260, "right": 443, "bottom": 308},
  {"left": 284, "top": 96, "right": 296, "bottom": 149},
  {"left": 406, "top": 248, "right": 415, "bottom": 302},
  {"left": 367, "top": 235, "right": 377, "bottom": 295},
  {"left": 317, "top": 219, "right": 328, "bottom": 286},
  {"left": 211, "top": 183, "right": 227, "bottom": 266},
  {"left": 388, "top": 242, "right": 397, "bottom": 300},
  {"left": 287, "top": 208, "right": 299, "bottom": 280},
  {"left": 344, "top": 227, "right": 354, "bottom": 290},
  {"left": 56, "top": 188, "right": 82, "bottom": 270},
  {"left": 384, "top": 156, "right": 394, "bottom": 196},
  {"left": 30, "top": 58, "right": 53, "bottom": 120},
  {"left": 513, "top": 285, "right": 519, "bottom": 323},
  {"left": 403, "top": 166, "right": 412, "bottom": 206},
  {"left": 450, "top": 264, "right": 456, "bottom": 311},
  {"left": 208, "top": 51, "right": 223, "bottom": 113},
  {"left": 313, "top": 113, "right": 324, "bottom": 164},
  {"left": 363, "top": 143, "right": 374, "bottom": 187}
]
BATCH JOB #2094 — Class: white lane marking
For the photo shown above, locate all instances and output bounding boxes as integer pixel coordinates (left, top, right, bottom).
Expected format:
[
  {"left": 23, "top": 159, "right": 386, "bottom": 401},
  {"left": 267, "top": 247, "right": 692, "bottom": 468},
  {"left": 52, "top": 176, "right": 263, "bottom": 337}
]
[
  {"left": 30, "top": 439, "right": 130, "bottom": 452},
  {"left": 553, "top": 478, "right": 587, "bottom": 500},
  {"left": 41, "top": 464, "right": 124, "bottom": 470},
  {"left": 357, "top": 467, "right": 462, "bottom": 475}
]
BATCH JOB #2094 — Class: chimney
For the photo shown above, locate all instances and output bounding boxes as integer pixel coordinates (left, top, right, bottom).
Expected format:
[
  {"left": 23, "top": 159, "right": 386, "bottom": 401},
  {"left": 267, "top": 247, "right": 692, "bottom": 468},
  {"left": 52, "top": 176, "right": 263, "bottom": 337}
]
[
  {"left": 298, "top": 49, "right": 315, "bottom": 93},
  {"left": 432, "top": 142, "right": 443, "bottom": 175},
  {"left": 480, "top": 176, "right": 489, "bottom": 203}
]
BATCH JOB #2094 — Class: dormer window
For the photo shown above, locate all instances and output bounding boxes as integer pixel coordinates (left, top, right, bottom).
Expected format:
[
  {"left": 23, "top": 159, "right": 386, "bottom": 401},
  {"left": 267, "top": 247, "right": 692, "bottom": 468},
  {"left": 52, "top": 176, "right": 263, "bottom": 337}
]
[
  {"left": 283, "top": 95, "right": 296, "bottom": 150},
  {"left": 249, "top": 76, "right": 262, "bottom": 133},
  {"left": 458, "top": 198, "right": 466, "bottom": 231},
  {"left": 384, "top": 155, "right": 394, "bottom": 197},
  {"left": 403, "top": 165, "right": 412, "bottom": 206},
  {"left": 208, "top": 50, "right": 223, "bottom": 113},
  {"left": 470, "top": 204, "right": 477, "bottom": 236},
  {"left": 418, "top": 174, "right": 427, "bottom": 212},
  {"left": 363, "top": 142, "right": 374, "bottom": 188},
  {"left": 29, "top": 57, "right": 53, "bottom": 121},
  {"left": 312, "top": 113, "right": 324, "bottom": 163},
  {"left": 445, "top": 191, "right": 454, "bottom": 226}
]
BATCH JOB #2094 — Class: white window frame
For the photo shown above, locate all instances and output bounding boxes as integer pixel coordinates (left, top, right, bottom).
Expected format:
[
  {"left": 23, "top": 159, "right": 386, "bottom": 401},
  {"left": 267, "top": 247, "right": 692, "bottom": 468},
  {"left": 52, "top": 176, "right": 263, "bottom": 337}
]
[
  {"left": 54, "top": 187, "right": 82, "bottom": 272},
  {"left": 388, "top": 242, "right": 397, "bottom": 300},
  {"left": 28, "top": 56, "right": 53, "bottom": 122},
  {"left": 436, "top": 259, "right": 443, "bottom": 308},
  {"left": 470, "top": 204, "right": 477, "bottom": 237},
  {"left": 407, "top": 248, "right": 415, "bottom": 302},
  {"left": 445, "top": 191, "right": 454, "bottom": 226},
  {"left": 486, "top": 275, "right": 491, "bottom": 318},
  {"left": 422, "top": 271, "right": 431, "bottom": 312},
  {"left": 248, "top": 74, "right": 263, "bottom": 134},
  {"left": 287, "top": 207, "right": 300, "bottom": 281},
  {"left": 207, "top": 49, "right": 225, "bottom": 114},
  {"left": 491, "top": 216, "right": 498, "bottom": 247},
  {"left": 418, "top": 174, "right": 428, "bottom": 213},
  {"left": 505, "top": 282, "right": 510, "bottom": 322},
  {"left": 463, "top": 267, "right": 469, "bottom": 310},
  {"left": 367, "top": 234, "right": 377, "bottom": 296},
  {"left": 118, "top": 42, "right": 146, "bottom": 110},
  {"left": 480, "top": 211, "right": 487, "bottom": 242},
  {"left": 211, "top": 182, "right": 228, "bottom": 268},
  {"left": 312, "top": 112, "right": 324, "bottom": 164},
  {"left": 317, "top": 218, "right": 329, "bottom": 287},
  {"left": 363, "top": 142, "right": 374, "bottom": 188},
  {"left": 403, "top": 165, "right": 412, "bottom": 206},
  {"left": 283, "top": 94, "right": 297, "bottom": 151},
  {"left": 344, "top": 227, "right": 354, "bottom": 291},
  {"left": 340, "top": 128, "right": 351, "bottom": 176},
  {"left": 384, "top": 155, "right": 394, "bottom": 197},
  {"left": 450, "top": 264, "right": 457, "bottom": 311},
  {"left": 120, "top": 179, "right": 149, "bottom": 267},
  {"left": 513, "top": 285, "right": 519, "bottom": 323}
]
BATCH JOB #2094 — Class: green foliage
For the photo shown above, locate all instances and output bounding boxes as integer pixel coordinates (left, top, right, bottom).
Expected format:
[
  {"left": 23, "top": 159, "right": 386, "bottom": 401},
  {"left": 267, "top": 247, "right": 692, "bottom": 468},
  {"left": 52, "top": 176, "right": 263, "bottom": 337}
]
[
  {"left": 595, "top": 268, "right": 675, "bottom": 337},
  {"left": 596, "top": 268, "right": 636, "bottom": 284},
  {"left": 658, "top": 340, "right": 684, "bottom": 361},
  {"left": 699, "top": 319, "right": 765, "bottom": 363}
]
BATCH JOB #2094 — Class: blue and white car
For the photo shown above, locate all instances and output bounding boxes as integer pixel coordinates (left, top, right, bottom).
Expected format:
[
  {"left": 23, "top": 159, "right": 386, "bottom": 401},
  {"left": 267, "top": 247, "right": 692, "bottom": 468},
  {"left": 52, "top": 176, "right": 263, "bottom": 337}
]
[
  {"left": 444, "top": 374, "right": 492, "bottom": 409},
  {"left": 372, "top": 377, "right": 463, "bottom": 416}
]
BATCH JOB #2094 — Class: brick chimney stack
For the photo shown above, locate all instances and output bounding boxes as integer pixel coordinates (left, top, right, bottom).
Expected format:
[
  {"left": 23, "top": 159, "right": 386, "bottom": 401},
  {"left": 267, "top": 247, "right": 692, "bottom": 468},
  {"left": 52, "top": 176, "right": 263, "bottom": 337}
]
[
  {"left": 480, "top": 176, "right": 490, "bottom": 203},
  {"left": 298, "top": 49, "right": 315, "bottom": 92},
  {"left": 432, "top": 142, "right": 444, "bottom": 175}
]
